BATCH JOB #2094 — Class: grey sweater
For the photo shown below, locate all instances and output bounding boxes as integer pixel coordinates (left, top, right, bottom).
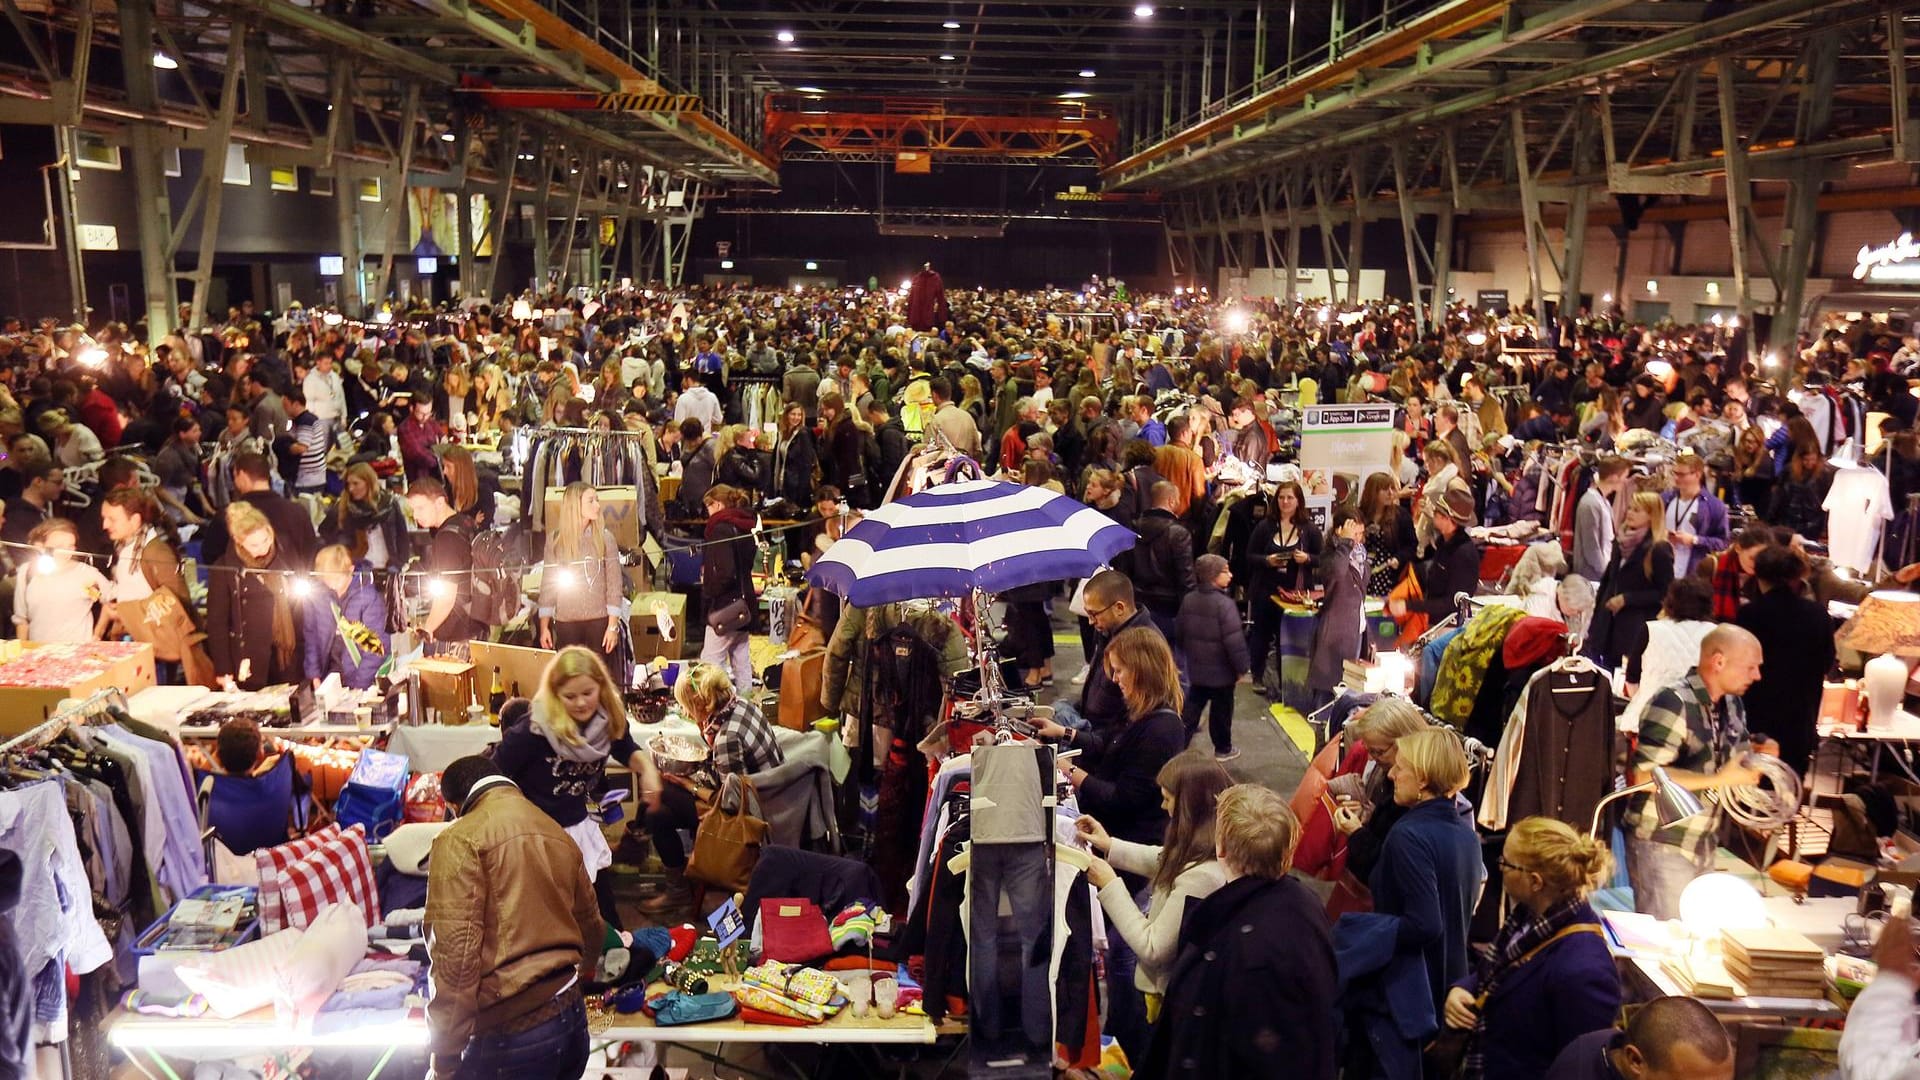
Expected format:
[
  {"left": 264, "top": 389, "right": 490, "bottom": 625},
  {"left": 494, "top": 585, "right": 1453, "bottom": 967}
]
[
  {"left": 1571, "top": 486, "right": 1614, "bottom": 584},
  {"left": 538, "top": 526, "right": 624, "bottom": 623}
]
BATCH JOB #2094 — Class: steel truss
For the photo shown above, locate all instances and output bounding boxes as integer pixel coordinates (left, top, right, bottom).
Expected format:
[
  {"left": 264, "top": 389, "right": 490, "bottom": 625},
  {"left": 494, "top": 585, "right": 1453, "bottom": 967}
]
[{"left": 1158, "top": 0, "right": 1917, "bottom": 354}]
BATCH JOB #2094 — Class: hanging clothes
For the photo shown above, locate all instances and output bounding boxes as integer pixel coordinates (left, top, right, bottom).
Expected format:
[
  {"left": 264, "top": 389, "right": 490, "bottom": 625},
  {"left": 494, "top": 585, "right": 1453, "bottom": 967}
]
[
  {"left": 1479, "top": 662, "right": 1617, "bottom": 831},
  {"left": 1429, "top": 605, "right": 1528, "bottom": 727}
]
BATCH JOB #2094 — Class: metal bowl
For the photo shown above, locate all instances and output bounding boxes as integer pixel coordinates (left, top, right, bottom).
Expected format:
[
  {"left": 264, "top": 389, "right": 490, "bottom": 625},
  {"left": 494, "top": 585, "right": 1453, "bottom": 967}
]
[{"left": 648, "top": 733, "right": 708, "bottom": 777}]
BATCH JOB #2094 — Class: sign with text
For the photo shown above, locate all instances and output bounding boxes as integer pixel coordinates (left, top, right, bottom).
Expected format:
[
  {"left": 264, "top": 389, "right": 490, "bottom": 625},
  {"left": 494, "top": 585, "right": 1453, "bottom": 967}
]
[
  {"left": 1855, "top": 232, "right": 1920, "bottom": 283},
  {"left": 1299, "top": 404, "right": 1397, "bottom": 483}
]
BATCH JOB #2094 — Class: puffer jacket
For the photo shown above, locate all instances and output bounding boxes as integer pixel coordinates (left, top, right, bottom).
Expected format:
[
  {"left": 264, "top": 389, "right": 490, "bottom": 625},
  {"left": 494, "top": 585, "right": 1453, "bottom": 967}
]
[
  {"left": 822, "top": 602, "right": 970, "bottom": 722},
  {"left": 425, "top": 783, "right": 602, "bottom": 1055},
  {"left": 1175, "top": 582, "right": 1250, "bottom": 687},
  {"left": 1129, "top": 508, "right": 1195, "bottom": 618}
]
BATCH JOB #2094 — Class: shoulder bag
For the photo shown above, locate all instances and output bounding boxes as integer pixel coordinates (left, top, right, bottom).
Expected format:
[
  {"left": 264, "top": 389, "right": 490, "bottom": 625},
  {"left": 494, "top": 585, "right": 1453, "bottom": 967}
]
[
  {"left": 685, "top": 772, "right": 769, "bottom": 895},
  {"left": 1423, "top": 922, "right": 1605, "bottom": 1079}
]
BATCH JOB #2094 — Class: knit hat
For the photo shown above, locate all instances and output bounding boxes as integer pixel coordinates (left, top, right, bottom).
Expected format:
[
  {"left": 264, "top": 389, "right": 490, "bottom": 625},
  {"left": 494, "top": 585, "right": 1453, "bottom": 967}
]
[
  {"left": 1195, "top": 554, "right": 1230, "bottom": 584},
  {"left": 1437, "top": 489, "right": 1477, "bottom": 525}
]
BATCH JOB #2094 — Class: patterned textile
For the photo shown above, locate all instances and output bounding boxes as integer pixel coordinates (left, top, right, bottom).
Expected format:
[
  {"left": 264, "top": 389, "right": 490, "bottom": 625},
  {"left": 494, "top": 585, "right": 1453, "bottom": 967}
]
[
  {"left": 1624, "top": 671, "right": 1749, "bottom": 862},
  {"left": 255, "top": 825, "right": 343, "bottom": 932},
  {"left": 733, "top": 983, "right": 829, "bottom": 1022},
  {"left": 741, "top": 962, "right": 840, "bottom": 1006},
  {"left": 1276, "top": 605, "right": 1317, "bottom": 711},
  {"left": 278, "top": 829, "right": 380, "bottom": 930},
  {"left": 1429, "top": 606, "right": 1527, "bottom": 726}
]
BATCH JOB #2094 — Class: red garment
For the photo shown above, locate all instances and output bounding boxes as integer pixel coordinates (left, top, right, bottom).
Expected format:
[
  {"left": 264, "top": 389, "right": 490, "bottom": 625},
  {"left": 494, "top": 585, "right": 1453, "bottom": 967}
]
[
  {"left": 998, "top": 426, "right": 1028, "bottom": 473},
  {"left": 905, "top": 268, "right": 949, "bottom": 332},
  {"left": 396, "top": 416, "right": 443, "bottom": 480},
  {"left": 737, "top": 1006, "right": 817, "bottom": 1028},
  {"left": 77, "top": 387, "right": 122, "bottom": 448}
]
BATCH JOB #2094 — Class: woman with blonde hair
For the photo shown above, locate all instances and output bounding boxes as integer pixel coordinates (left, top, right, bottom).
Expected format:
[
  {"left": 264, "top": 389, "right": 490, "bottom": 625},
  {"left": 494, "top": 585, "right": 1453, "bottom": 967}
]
[
  {"left": 538, "top": 481, "right": 625, "bottom": 674},
  {"left": 1328, "top": 699, "right": 1434, "bottom": 885},
  {"left": 301, "top": 544, "right": 389, "bottom": 690},
  {"left": 1587, "top": 489, "right": 1673, "bottom": 671},
  {"left": 205, "top": 503, "right": 301, "bottom": 689},
  {"left": 1416, "top": 439, "right": 1471, "bottom": 554},
  {"left": 714, "top": 422, "right": 767, "bottom": 496},
  {"left": 1344, "top": 725, "right": 1485, "bottom": 1077},
  {"left": 328, "top": 461, "right": 406, "bottom": 569},
  {"left": 1442, "top": 817, "right": 1619, "bottom": 1080},
  {"left": 639, "top": 660, "right": 785, "bottom": 916},
  {"left": 496, "top": 646, "right": 645, "bottom": 882}
]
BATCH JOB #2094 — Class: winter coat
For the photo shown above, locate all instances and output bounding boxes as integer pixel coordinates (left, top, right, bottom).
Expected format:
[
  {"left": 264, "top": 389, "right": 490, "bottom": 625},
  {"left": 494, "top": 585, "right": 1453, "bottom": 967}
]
[
  {"left": 1176, "top": 582, "right": 1250, "bottom": 687},
  {"left": 770, "top": 428, "right": 818, "bottom": 506},
  {"left": 701, "top": 506, "right": 757, "bottom": 612},
  {"left": 1587, "top": 538, "right": 1673, "bottom": 672},
  {"left": 1310, "top": 538, "right": 1367, "bottom": 694},
  {"left": 205, "top": 547, "right": 303, "bottom": 688},
  {"left": 1129, "top": 508, "right": 1195, "bottom": 618},
  {"left": 301, "top": 571, "right": 391, "bottom": 690},
  {"left": 1453, "top": 901, "right": 1620, "bottom": 1080}
]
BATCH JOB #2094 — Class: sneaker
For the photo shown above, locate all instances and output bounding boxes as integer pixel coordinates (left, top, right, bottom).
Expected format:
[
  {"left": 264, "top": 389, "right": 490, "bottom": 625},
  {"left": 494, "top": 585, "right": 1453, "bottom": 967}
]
[
  {"left": 1214, "top": 748, "right": 1242, "bottom": 762},
  {"left": 1070, "top": 669, "right": 1089, "bottom": 686}
]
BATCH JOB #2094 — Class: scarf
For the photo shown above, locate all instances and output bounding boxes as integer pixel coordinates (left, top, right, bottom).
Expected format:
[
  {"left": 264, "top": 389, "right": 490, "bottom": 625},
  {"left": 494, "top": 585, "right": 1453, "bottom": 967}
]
[
  {"left": 1615, "top": 525, "right": 1648, "bottom": 558},
  {"left": 530, "top": 696, "right": 613, "bottom": 763},
  {"left": 1462, "top": 895, "right": 1596, "bottom": 1079},
  {"left": 237, "top": 546, "right": 298, "bottom": 672}
]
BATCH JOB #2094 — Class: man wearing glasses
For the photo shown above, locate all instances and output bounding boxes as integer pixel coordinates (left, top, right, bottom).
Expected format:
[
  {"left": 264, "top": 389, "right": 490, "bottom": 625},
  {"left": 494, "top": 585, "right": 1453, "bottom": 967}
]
[{"left": 1033, "top": 569, "right": 1169, "bottom": 762}]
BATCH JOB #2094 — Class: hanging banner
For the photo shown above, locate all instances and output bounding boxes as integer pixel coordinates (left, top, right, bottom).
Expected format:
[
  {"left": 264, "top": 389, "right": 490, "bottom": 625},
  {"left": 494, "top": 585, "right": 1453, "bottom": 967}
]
[{"left": 1299, "top": 404, "right": 1397, "bottom": 505}]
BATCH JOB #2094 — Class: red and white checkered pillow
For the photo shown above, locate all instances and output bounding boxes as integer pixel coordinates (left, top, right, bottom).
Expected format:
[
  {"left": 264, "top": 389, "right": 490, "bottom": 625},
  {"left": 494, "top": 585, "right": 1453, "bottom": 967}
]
[
  {"left": 255, "top": 825, "right": 343, "bottom": 933},
  {"left": 278, "top": 827, "right": 380, "bottom": 931}
]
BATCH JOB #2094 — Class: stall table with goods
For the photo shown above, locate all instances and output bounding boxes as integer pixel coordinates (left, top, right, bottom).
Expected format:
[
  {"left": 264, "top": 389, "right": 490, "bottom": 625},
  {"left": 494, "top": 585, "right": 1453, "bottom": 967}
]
[{"left": 0, "top": 640, "right": 155, "bottom": 734}]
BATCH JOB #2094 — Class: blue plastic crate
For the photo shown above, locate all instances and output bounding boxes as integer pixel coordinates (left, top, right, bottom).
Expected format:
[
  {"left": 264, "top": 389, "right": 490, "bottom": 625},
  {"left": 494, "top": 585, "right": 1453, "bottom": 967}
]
[{"left": 131, "top": 884, "right": 261, "bottom": 957}]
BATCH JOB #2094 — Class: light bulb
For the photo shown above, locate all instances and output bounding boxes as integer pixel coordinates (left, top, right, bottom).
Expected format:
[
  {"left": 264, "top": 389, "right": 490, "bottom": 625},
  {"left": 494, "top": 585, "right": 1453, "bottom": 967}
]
[
  {"left": 75, "top": 346, "right": 107, "bottom": 366},
  {"left": 291, "top": 576, "right": 314, "bottom": 598},
  {"left": 1465, "top": 331, "right": 1488, "bottom": 347},
  {"left": 34, "top": 554, "right": 55, "bottom": 574},
  {"left": 428, "top": 577, "right": 453, "bottom": 599},
  {"left": 152, "top": 52, "right": 178, "bottom": 70},
  {"left": 1224, "top": 310, "right": 1250, "bottom": 334},
  {"left": 552, "top": 567, "right": 578, "bottom": 589}
]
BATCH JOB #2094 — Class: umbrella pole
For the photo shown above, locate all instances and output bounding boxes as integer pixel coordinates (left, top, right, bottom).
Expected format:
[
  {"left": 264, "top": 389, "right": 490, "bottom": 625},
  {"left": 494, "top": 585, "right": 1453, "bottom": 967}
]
[{"left": 972, "top": 584, "right": 1009, "bottom": 701}]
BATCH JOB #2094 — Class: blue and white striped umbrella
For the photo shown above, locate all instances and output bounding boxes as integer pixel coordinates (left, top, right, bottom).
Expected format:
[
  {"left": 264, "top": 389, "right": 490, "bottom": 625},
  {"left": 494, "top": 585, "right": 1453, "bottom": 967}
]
[{"left": 808, "top": 478, "right": 1136, "bottom": 606}]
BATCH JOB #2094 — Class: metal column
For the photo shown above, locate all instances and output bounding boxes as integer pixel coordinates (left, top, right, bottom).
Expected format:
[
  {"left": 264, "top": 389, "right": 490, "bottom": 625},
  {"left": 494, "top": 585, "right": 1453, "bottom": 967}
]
[
  {"left": 371, "top": 84, "right": 421, "bottom": 307},
  {"left": 532, "top": 154, "right": 554, "bottom": 289},
  {"left": 118, "top": 0, "right": 175, "bottom": 337},
  {"left": 1283, "top": 171, "right": 1303, "bottom": 305},
  {"left": 550, "top": 156, "right": 589, "bottom": 290},
  {"left": 1390, "top": 145, "right": 1425, "bottom": 334},
  {"left": 1558, "top": 105, "right": 1596, "bottom": 317},
  {"left": 183, "top": 27, "right": 248, "bottom": 332},
  {"left": 1345, "top": 151, "right": 1366, "bottom": 305},
  {"left": 482, "top": 126, "right": 528, "bottom": 300},
  {"left": 1715, "top": 64, "right": 1756, "bottom": 328},
  {"left": 1311, "top": 163, "right": 1343, "bottom": 301},
  {"left": 1771, "top": 33, "right": 1840, "bottom": 356},
  {"left": 1510, "top": 107, "right": 1548, "bottom": 318}
]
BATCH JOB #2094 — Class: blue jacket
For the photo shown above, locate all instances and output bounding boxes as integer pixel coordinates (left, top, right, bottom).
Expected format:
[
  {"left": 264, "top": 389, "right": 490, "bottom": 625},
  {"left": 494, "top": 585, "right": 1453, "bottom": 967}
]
[
  {"left": 1453, "top": 902, "right": 1621, "bottom": 1080},
  {"left": 1660, "top": 488, "right": 1730, "bottom": 569},
  {"left": 1367, "top": 795, "right": 1485, "bottom": 1013},
  {"left": 302, "top": 571, "right": 390, "bottom": 690},
  {"left": 1336, "top": 911, "right": 1435, "bottom": 1080}
]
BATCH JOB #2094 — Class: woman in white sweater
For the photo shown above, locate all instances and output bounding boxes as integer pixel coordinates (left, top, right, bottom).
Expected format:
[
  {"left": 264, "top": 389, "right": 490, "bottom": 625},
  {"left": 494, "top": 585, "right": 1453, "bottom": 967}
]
[
  {"left": 1074, "top": 751, "right": 1234, "bottom": 1012},
  {"left": 1618, "top": 577, "right": 1717, "bottom": 733}
]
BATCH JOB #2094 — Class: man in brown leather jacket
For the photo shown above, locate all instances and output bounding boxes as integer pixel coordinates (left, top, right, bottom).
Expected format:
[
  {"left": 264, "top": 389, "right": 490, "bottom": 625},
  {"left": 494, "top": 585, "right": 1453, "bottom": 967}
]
[{"left": 426, "top": 756, "right": 603, "bottom": 1080}]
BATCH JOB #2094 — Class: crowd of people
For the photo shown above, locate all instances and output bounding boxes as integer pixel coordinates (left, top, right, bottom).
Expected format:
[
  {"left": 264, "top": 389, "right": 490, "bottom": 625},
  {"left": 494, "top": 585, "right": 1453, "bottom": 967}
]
[{"left": 7, "top": 276, "right": 1920, "bottom": 1079}]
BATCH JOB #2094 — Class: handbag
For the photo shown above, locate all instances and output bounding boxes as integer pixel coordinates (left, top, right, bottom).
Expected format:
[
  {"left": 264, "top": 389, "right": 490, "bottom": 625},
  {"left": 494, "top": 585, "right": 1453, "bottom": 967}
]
[
  {"left": 1422, "top": 922, "right": 1605, "bottom": 1079},
  {"left": 1387, "top": 564, "right": 1429, "bottom": 641},
  {"left": 685, "top": 773, "right": 768, "bottom": 895},
  {"left": 706, "top": 597, "right": 752, "bottom": 635}
]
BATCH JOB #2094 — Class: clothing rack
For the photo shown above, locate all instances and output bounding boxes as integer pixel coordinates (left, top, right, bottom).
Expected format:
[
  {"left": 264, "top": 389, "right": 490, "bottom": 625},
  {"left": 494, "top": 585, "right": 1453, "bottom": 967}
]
[
  {"left": 518, "top": 427, "right": 659, "bottom": 528},
  {"left": 0, "top": 687, "right": 128, "bottom": 755}
]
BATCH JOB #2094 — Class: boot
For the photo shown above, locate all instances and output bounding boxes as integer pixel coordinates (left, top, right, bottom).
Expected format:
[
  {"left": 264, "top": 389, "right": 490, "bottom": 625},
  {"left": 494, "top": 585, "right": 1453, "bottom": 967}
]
[{"left": 637, "top": 868, "right": 695, "bottom": 921}]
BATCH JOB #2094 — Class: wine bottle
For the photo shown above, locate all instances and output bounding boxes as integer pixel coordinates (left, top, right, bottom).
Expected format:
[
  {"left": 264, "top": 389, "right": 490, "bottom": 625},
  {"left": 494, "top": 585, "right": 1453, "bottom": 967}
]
[{"left": 488, "top": 666, "right": 506, "bottom": 722}]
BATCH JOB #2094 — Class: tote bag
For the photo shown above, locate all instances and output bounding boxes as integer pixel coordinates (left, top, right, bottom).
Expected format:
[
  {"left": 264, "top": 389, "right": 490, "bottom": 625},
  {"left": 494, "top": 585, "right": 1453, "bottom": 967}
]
[{"left": 686, "top": 773, "right": 769, "bottom": 895}]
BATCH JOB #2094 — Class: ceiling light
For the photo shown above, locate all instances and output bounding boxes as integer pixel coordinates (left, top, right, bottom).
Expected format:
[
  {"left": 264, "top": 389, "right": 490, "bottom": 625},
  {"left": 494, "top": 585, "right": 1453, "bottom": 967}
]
[
  {"left": 805, "top": 261, "right": 818, "bottom": 270},
  {"left": 439, "top": 131, "right": 456, "bottom": 143},
  {"left": 776, "top": 30, "right": 795, "bottom": 43},
  {"left": 795, "top": 85, "right": 825, "bottom": 94},
  {"left": 943, "top": 20, "right": 961, "bottom": 29},
  {"left": 720, "top": 259, "right": 735, "bottom": 270},
  {"left": 1078, "top": 69, "right": 1096, "bottom": 78},
  {"left": 939, "top": 53, "right": 956, "bottom": 61},
  {"left": 518, "top": 153, "right": 534, "bottom": 160},
  {"left": 1134, "top": 4, "right": 1154, "bottom": 16},
  {"left": 616, "top": 180, "right": 628, "bottom": 188},
  {"left": 152, "top": 52, "right": 178, "bottom": 70},
  {"left": 1060, "top": 91, "right": 1091, "bottom": 99}
]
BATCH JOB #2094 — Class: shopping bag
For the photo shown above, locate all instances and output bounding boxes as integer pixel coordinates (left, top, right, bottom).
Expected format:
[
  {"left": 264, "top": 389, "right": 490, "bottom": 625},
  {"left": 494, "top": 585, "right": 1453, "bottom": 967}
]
[
  {"left": 1387, "top": 564, "right": 1429, "bottom": 641},
  {"left": 685, "top": 773, "right": 768, "bottom": 895},
  {"left": 333, "top": 748, "right": 410, "bottom": 840},
  {"left": 776, "top": 650, "right": 828, "bottom": 731}
]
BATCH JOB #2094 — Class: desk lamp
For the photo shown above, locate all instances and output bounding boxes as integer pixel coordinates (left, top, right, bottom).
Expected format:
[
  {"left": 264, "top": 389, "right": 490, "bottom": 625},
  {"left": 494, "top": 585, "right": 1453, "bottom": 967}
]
[
  {"left": 1589, "top": 765, "right": 1704, "bottom": 838},
  {"left": 1837, "top": 591, "right": 1920, "bottom": 729}
]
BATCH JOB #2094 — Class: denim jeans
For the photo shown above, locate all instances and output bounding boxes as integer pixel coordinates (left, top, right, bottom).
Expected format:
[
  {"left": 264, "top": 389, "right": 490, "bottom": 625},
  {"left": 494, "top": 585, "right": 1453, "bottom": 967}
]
[
  {"left": 969, "top": 841, "right": 1053, "bottom": 1055},
  {"left": 1625, "top": 837, "right": 1712, "bottom": 921},
  {"left": 453, "top": 998, "right": 589, "bottom": 1080},
  {"left": 1104, "top": 882, "right": 1152, "bottom": 1068}
]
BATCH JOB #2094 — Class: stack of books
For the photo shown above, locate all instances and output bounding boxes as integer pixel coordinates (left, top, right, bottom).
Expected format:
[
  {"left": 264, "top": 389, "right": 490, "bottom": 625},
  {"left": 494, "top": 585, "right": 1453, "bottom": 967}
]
[{"left": 1722, "top": 927, "right": 1828, "bottom": 999}]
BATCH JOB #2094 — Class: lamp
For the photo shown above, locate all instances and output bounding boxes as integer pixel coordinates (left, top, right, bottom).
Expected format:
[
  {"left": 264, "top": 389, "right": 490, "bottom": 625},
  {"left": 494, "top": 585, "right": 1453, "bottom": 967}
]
[
  {"left": 1677, "top": 873, "right": 1767, "bottom": 937},
  {"left": 1837, "top": 590, "right": 1920, "bottom": 728},
  {"left": 1589, "top": 765, "right": 1704, "bottom": 838}
]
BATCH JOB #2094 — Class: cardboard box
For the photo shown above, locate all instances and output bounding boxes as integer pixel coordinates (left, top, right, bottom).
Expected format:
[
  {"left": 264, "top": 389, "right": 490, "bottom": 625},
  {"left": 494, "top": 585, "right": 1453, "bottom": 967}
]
[
  {"left": 468, "top": 641, "right": 557, "bottom": 704},
  {"left": 544, "top": 485, "right": 642, "bottom": 550},
  {"left": 629, "top": 591, "right": 687, "bottom": 662},
  {"left": 0, "top": 642, "right": 157, "bottom": 735},
  {"left": 411, "top": 658, "right": 477, "bottom": 721}
]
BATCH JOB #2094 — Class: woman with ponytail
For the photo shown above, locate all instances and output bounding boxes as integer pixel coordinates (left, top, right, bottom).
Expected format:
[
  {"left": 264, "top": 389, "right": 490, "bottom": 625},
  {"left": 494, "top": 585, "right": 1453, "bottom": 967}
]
[{"left": 1440, "top": 816, "right": 1622, "bottom": 1080}]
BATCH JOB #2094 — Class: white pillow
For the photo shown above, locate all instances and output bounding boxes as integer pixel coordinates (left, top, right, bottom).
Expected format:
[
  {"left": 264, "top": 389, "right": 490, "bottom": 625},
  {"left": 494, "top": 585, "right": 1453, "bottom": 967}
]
[
  {"left": 383, "top": 822, "right": 451, "bottom": 877},
  {"left": 278, "top": 901, "right": 368, "bottom": 1023},
  {"left": 174, "top": 927, "right": 306, "bottom": 1019}
]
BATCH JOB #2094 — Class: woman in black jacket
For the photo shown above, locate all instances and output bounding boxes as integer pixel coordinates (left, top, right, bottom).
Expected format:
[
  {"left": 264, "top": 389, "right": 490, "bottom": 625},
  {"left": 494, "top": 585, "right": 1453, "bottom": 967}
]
[
  {"left": 1587, "top": 492, "right": 1674, "bottom": 672},
  {"left": 819, "top": 392, "right": 872, "bottom": 508},
  {"left": 1734, "top": 545, "right": 1837, "bottom": 773},
  {"left": 1245, "top": 480, "right": 1322, "bottom": 696},
  {"left": 713, "top": 425, "right": 768, "bottom": 497},
  {"left": 1359, "top": 472, "right": 1417, "bottom": 598},
  {"left": 206, "top": 502, "right": 302, "bottom": 689},
  {"left": 768, "top": 402, "right": 818, "bottom": 506},
  {"left": 1308, "top": 508, "right": 1368, "bottom": 713},
  {"left": 326, "top": 462, "right": 408, "bottom": 570},
  {"left": 698, "top": 485, "right": 758, "bottom": 696}
]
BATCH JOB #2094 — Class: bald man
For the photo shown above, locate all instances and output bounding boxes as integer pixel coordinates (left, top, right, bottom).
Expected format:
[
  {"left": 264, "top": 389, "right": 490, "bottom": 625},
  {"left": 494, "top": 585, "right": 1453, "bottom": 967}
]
[
  {"left": 1621, "top": 624, "right": 1779, "bottom": 919},
  {"left": 1548, "top": 994, "right": 1734, "bottom": 1080}
]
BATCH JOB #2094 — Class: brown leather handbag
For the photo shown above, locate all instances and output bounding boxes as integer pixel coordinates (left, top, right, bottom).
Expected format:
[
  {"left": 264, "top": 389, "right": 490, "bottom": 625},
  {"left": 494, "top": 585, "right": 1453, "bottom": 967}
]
[{"left": 685, "top": 773, "right": 769, "bottom": 895}]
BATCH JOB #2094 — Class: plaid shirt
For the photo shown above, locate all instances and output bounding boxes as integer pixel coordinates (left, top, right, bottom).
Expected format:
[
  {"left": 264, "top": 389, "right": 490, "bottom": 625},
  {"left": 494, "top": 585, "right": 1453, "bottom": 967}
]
[
  {"left": 696, "top": 698, "right": 785, "bottom": 788},
  {"left": 1709, "top": 553, "right": 1746, "bottom": 621},
  {"left": 1625, "top": 670, "right": 1749, "bottom": 861}
]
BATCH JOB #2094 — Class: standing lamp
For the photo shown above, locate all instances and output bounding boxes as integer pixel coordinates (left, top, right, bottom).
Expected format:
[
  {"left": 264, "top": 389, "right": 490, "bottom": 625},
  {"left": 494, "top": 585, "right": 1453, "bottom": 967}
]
[
  {"left": 1836, "top": 591, "right": 1920, "bottom": 729},
  {"left": 1589, "top": 765, "right": 1705, "bottom": 838}
]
